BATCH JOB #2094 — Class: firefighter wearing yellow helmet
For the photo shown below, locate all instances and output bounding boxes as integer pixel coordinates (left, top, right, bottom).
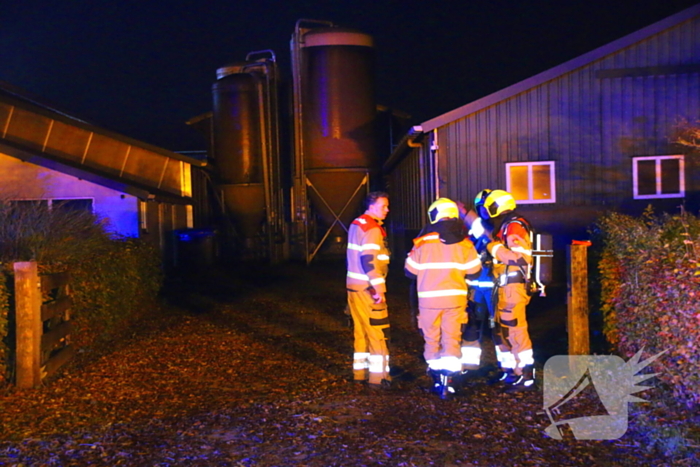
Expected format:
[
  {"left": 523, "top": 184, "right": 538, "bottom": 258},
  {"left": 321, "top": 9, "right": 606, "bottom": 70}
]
[
  {"left": 459, "top": 189, "right": 496, "bottom": 377},
  {"left": 483, "top": 190, "right": 536, "bottom": 391},
  {"left": 405, "top": 198, "right": 482, "bottom": 399}
]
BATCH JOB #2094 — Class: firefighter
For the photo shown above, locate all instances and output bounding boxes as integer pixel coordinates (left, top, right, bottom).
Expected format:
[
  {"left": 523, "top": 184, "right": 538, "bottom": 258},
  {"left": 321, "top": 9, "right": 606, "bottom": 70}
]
[
  {"left": 482, "top": 190, "right": 536, "bottom": 391},
  {"left": 405, "top": 198, "right": 481, "bottom": 399},
  {"left": 346, "top": 191, "right": 392, "bottom": 388},
  {"left": 459, "top": 189, "right": 497, "bottom": 376}
]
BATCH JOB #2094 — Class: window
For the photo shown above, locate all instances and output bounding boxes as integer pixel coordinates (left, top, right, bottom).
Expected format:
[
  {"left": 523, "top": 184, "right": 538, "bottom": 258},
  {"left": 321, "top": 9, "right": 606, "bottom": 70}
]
[
  {"left": 505, "top": 161, "right": 556, "bottom": 204},
  {"left": 186, "top": 205, "right": 194, "bottom": 229},
  {"left": 8, "top": 198, "right": 93, "bottom": 212},
  {"left": 9, "top": 200, "right": 49, "bottom": 209},
  {"left": 52, "top": 199, "right": 93, "bottom": 212},
  {"left": 633, "top": 155, "right": 684, "bottom": 199},
  {"left": 139, "top": 200, "right": 149, "bottom": 232}
]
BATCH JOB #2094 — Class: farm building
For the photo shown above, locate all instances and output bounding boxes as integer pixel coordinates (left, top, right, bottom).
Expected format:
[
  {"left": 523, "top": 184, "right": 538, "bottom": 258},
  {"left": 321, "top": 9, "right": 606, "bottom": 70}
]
[
  {"left": 0, "top": 82, "right": 204, "bottom": 264},
  {"left": 384, "top": 4, "right": 700, "bottom": 275}
]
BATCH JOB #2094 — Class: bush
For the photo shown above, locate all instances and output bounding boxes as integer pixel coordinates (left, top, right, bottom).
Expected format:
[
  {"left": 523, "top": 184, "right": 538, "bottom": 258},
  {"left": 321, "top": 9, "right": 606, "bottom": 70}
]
[
  {"left": 0, "top": 271, "right": 9, "bottom": 384},
  {"left": 0, "top": 201, "right": 163, "bottom": 381},
  {"left": 594, "top": 207, "right": 700, "bottom": 408},
  {"left": 67, "top": 236, "right": 162, "bottom": 350}
]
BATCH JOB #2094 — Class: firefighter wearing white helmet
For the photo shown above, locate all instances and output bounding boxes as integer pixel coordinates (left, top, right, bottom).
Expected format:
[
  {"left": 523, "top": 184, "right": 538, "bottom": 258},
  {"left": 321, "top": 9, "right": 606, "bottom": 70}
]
[
  {"left": 405, "top": 198, "right": 482, "bottom": 399},
  {"left": 483, "top": 190, "right": 536, "bottom": 391}
]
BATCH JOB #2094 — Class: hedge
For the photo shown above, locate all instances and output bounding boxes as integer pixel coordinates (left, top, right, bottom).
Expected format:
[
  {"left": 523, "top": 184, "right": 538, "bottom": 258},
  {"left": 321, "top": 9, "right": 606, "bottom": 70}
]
[
  {"left": 0, "top": 271, "right": 9, "bottom": 383},
  {"left": 595, "top": 207, "right": 700, "bottom": 408},
  {"left": 0, "top": 202, "right": 162, "bottom": 383}
]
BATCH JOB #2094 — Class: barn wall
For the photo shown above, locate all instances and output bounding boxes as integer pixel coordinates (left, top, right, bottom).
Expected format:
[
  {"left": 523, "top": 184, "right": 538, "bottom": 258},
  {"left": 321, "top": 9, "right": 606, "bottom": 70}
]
[
  {"left": 384, "top": 142, "right": 436, "bottom": 258},
  {"left": 434, "top": 13, "right": 700, "bottom": 239}
]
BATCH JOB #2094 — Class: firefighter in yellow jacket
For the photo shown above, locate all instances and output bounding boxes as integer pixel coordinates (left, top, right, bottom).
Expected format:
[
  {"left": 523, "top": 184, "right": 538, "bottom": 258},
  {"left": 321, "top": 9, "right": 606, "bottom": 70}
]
[
  {"left": 483, "top": 190, "right": 536, "bottom": 391},
  {"left": 405, "top": 198, "right": 482, "bottom": 399},
  {"left": 346, "top": 191, "right": 392, "bottom": 388}
]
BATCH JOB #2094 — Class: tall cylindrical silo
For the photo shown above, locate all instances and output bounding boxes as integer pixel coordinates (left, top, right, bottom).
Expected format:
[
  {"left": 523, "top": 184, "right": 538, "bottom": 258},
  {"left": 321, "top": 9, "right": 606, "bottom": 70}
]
[
  {"left": 296, "top": 26, "right": 377, "bottom": 259},
  {"left": 212, "top": 62, "right": 266, "bottom": 246}
]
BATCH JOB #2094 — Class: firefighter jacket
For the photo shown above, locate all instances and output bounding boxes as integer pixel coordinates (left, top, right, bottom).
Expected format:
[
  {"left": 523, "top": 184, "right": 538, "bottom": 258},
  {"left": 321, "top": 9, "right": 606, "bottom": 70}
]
[
  {"left": 486, "top": 212, "right": 533, "bottom": 286},
  {"left": 404, "top": 218, "right": 482, "bottom": 309},
  {"left": 346, "top": 213, "right": 391, "bottom": 294}
]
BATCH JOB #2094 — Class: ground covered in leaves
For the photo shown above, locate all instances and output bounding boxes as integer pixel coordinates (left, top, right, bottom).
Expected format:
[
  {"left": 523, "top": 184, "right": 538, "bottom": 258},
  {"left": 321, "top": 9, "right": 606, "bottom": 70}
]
[{"left": 0, "top": 261, "right": 696, "bottom": 466}]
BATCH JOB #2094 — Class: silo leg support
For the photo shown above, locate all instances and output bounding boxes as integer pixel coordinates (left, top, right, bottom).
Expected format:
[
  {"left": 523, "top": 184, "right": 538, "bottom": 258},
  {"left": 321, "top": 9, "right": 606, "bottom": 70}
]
[{"left": 305, "top": 173, "right": 368, "bottom": 262}]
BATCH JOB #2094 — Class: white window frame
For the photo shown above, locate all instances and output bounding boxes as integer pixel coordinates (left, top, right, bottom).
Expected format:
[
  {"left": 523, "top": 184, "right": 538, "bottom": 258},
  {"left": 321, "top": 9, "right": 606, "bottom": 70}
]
[
  {"left": 632, "top": 155, "right": 685, "bottom": 199},
  {"left": 505, "top": 161, "right": 556, "bottom": 204}
]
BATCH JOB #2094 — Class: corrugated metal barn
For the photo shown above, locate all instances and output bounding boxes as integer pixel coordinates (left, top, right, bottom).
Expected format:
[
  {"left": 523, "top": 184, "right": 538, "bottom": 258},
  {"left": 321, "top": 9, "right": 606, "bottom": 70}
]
[{"left": 385, "top": 4, "right": 700, "bottom": 273}]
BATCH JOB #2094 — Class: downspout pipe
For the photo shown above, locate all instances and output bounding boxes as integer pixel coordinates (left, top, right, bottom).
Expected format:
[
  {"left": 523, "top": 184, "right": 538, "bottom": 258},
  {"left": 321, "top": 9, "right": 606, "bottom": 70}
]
[{"left": 431, "top": 128, "right": 439, "bottom": 200}]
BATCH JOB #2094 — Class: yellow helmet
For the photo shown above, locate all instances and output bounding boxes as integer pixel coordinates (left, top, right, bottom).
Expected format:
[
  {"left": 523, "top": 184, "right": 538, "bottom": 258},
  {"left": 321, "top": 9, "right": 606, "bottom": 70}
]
[
  {"left": 483, "top": 190, "right": 516, "bottom": 218},
  {"left": 428, "top": 198, "right": 459, "bottom": 224}
]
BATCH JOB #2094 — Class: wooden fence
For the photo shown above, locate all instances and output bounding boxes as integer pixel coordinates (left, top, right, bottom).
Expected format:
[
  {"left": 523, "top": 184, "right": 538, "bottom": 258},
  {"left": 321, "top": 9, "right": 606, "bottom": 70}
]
[{"left": 14, "top": 261, "right": 74, "bottom": 388}]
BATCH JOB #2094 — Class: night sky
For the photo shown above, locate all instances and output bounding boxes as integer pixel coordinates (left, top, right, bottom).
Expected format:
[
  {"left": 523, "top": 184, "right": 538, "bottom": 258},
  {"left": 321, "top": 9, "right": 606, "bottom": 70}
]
[{"left": 2, "top": 0, "right": 699, "bottom": 152}]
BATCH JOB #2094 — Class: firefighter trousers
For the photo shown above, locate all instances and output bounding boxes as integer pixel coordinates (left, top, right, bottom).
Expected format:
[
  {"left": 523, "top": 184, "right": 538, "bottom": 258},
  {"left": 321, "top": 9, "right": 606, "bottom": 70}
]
[
  {"left": 493, "top": 283, "right": 533, "bottom": 373},
  {"left": 347, "top": 289, "right": 391, "bottom": 385},
  {"left": 460, "top": 299, "right": 489, "bottom": 370},
  {"left": 418, "top": 306, "right": 467, "bottom": 373}
]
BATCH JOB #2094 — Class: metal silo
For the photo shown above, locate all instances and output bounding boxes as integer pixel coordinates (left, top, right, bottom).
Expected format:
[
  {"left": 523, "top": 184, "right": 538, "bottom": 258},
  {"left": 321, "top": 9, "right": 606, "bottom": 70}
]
[
  {"left": 212, "top": 51, "right": 284, "bottom": 262},
  {"left": 291, "top": 20, "right": 377, "bottom": 263}
]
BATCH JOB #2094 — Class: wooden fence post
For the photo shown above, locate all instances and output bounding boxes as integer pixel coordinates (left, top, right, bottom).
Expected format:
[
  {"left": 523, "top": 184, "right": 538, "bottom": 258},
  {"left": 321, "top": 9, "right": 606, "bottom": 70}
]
[
  {"left": 567, "top": 242, "right": 590, "bottom": 355},
  {"left": 14, "top": 261, "right": 42, "bottom": 388}
]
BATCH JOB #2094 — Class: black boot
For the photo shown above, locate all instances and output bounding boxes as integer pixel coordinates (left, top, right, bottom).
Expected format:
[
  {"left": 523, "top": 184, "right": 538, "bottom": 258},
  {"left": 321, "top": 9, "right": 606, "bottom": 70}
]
[
  {"left": 505, "top": 365, "right": 536, "bottom": 392},
  {"left": 368, "top": 378, "right": 392, "bottom": 391},
  {"left": 452, "top": 368, "right": 469, "bottom": 388},
  {"left": 438, "top": 371, "right": 457, "bottom": 400},
  {"left": 487, "top": 368, "right": 517, "bottom": 385},
  {"left": 428, "top": 368, "right": 442, "bottom": 395}
]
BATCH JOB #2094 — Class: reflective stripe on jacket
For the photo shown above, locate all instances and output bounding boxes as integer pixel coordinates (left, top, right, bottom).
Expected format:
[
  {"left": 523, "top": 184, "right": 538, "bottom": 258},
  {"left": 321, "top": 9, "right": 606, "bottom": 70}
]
[
  {"left": 346, "top": 213, "right": 390, "bottom": 293},
  {"left": 404, "top": 229, "right": 481, "bottom": 309}
]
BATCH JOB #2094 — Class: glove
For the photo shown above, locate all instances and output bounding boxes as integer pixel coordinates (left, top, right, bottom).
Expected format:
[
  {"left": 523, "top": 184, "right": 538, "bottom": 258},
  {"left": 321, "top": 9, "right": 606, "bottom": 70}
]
[
  {"left": 368, "top": 286, "right": 384, "bottom": 304},
  {"left": 469, "top": 218, "right": 485, "bottom": 238}
]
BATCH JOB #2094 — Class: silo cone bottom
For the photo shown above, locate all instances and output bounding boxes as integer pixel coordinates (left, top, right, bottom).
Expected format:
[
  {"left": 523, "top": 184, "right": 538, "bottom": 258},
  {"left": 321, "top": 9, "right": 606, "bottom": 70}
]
[{"left": 312, "top": 235, "right": 347, "bottom": 260}]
